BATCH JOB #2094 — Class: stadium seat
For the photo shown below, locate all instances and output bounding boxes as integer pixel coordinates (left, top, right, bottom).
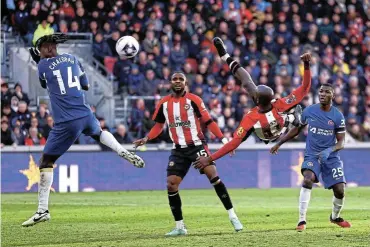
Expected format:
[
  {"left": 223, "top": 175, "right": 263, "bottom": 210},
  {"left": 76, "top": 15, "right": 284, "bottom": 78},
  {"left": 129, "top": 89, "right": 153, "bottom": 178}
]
[{"left": 104, "top": 57, "right": 117, "bottom": 74}]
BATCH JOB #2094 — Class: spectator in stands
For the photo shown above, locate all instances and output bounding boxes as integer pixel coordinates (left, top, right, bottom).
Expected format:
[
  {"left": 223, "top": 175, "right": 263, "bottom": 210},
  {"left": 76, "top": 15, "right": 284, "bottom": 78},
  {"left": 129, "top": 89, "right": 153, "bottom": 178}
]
[
  {"left": 12, "top": 101, "right": 31, "bottom": 130},
  {"left": 2, "top": 104, "right": 16, "bottom": 122},
  {"left": 58, "top": 20, "right": 68, "bottom": 33},
  {"left": 25, "top": 127, "right": 46, "bottom": 146},
  {"left": 107, "top": 30, "right": 120, "bottom": 57},
  {"left": 141, "top": 109, "right": 155, "bottom": 136},
  {"left": 12, "top": 83, "right": 30, "bottom": 105},
  {"left": 43, "top": 116, "right": 54, "bottom": 139},
  {"left": 170, "top": 42, "right": 187, "bottom": 71},
  {"left": 14, "top": 1, "right": 30, "bottom": 37},
  {"left": 59, "top": 0, "right": 75, "bottom": 19},
  {"left": 127, "top": 64, "right": 144, "bottom": 95},
  {"left": 130, "top": 99, "right": 145, "bottom": 137},
  {"left": 47, "top": 15, "right": 58, "bottom": 32},
  {"left": 76, "top": 7, "right": 88, "bottom": 32},
  {"left": 1, "top": 80, "right": 12, "bottom": 107},
  {"left": 40, "top": 0, "right": 58, "bottom": 19},
  {"left": 139, "top": 69, "right": 160, "bottom": 96},
  {"left": 93, "top": 33, "right": 112, "bottom": 65},
  {"left": 113, "top": 57, "right": 132, "bottom": 94},
  {"left": 142, "top": 30, "right": 159, "bottom": 54},
  {"left": 113, "top": 124, "right": 134, "bottom": 144},
  {"left": 1, "top": 120, "right": 14, "bottom": 147},
  {"left": 32, "top": 19, "right": 54, "bottom": 45},
  {"left": 36, "top": 104, "right": 49, "bottom": 128},
  {"left": 30, "top": 117, "right": 43, "bottom": 135},
  {"left": 12, "top": 126, "right": 26, "bottom": 145}
]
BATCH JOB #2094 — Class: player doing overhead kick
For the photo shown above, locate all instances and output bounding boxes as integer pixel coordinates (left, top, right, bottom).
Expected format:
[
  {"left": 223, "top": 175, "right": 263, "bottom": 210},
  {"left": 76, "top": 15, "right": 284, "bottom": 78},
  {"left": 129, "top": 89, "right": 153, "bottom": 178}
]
[{"left": 194, "top": 38, "right": 312, "bottom": 170}]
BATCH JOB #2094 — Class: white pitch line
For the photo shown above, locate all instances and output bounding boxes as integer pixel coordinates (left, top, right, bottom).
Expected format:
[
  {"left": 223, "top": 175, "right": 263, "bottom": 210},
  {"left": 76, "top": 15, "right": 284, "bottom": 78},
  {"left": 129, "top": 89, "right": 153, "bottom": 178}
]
[{"left": 3, "top": 201, "right": 370, "bottom": 210}]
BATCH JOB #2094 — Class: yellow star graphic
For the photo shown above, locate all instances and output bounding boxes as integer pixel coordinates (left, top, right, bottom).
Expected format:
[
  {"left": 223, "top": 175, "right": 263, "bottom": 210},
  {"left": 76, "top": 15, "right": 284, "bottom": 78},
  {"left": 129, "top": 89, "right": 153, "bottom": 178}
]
[
  {"left": 291, "top": 152, "right": 322, "bottom": 187},
  {"left": 19, "top": 155, "right": 56, "bottom": 192}
]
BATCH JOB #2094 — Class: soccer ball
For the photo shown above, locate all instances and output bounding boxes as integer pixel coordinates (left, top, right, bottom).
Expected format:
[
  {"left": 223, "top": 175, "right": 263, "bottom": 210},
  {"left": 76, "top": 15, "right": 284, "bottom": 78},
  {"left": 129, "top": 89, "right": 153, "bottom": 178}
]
[{"left": 115, "top": 36, "right": 140, "bottom": 58}]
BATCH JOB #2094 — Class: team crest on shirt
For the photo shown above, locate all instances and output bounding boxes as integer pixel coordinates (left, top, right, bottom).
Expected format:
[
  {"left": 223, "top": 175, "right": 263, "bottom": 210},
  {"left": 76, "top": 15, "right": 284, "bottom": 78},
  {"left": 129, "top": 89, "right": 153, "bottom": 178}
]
[
  {"left": 169, "top": 161, "right": 175, "bottom": 167},
  {"left": 184, "top": 103, "right": 190, "bottom": 110},
  {"left": 328, "top": 120, "right": 334, "bottom": 125},
  {"left": 237, "top": 127, "right": 244, "bottom": 137},
  {"left": 285, "top": 95, "right": 297, "bottom": 104}
]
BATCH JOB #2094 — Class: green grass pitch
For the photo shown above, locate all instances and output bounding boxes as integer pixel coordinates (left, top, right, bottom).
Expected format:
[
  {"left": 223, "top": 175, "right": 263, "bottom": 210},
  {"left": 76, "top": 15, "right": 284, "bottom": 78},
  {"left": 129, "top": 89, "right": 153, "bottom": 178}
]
[{"left": 2, "top": 188, "right": 370, "bottom": 247}]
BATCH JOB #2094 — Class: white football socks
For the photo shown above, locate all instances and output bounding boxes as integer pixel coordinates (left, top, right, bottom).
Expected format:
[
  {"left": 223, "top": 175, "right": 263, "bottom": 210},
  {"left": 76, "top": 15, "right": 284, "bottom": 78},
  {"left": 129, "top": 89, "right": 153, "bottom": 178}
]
[
  {"left": 38, "top": 169, "right": 54, "bottom": 212},
  {"left": 299, "top": 187, "right": 312, "bottom": 222},
  {"left": 331, "top": 196, "right": 344, "bottom": 219},
  {"left": 227, "top": 208, "right": 237, "bottom": 219},
  {"left": 176, "top": 220, "right": 185, "bottom": 229},
  {"left": 100, "top": 130, "right": 126, "bottom": 154}
]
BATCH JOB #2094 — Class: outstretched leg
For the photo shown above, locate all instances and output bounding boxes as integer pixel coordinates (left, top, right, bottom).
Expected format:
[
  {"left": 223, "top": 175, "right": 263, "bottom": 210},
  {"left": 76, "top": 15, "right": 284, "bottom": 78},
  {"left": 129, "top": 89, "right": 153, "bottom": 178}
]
[
  {"left": 95, "top": 130, "right": 144, "bottom": 167},
  {"left": 213, "top": 37, "right": 258, "bottom": 100}
]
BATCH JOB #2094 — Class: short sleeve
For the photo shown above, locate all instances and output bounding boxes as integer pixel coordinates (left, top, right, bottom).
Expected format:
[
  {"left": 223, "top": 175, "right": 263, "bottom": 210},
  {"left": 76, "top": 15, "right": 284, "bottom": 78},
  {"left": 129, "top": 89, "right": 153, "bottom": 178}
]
[
  {"left": 38, "top": 62, "right": 46, "bottom": 80},
  {"left": 233, "top": 114, "right": 255, "bottom": 140},
  {"left": 335, "top": 110, "right": 346, "bottom": 133},
  {"left": 189, "top": 94, "right": 211, "bottom": 121},
  {"left": 77, "top": 58, "right": 86, "bottom": 76},
  {"left": 301, "top": 108, "right": 309, "bottom": 125},
  {"left": 152, "top": 102, "right": 166, "bottom": 123}
]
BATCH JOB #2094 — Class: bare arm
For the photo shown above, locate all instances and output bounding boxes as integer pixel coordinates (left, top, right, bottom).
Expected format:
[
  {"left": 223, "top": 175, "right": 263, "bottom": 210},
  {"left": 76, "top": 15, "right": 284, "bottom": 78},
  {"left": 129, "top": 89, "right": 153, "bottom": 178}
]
[
  {"left": 277, "top": 125, "right": 305, "bottom": 146},
  {"left": 270, "top": 125, "right": 305, "bottom": 154},
  {"left": 333, "top": 132, "right": 345, "bottom": 152}
]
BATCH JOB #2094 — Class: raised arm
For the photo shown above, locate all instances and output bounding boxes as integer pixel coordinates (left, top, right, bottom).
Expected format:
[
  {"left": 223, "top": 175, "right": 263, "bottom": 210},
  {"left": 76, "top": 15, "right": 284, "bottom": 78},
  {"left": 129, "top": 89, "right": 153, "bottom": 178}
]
[{"left": 274, "top": 53, "right": 312, "bottom": 112}]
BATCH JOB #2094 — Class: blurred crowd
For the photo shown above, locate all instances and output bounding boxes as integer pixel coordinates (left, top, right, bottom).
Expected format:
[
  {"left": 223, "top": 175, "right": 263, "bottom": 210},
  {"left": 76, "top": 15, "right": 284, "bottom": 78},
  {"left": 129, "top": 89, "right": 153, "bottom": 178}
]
[{"left": 2, "top": 0, "right": 370, "bottom": 145}]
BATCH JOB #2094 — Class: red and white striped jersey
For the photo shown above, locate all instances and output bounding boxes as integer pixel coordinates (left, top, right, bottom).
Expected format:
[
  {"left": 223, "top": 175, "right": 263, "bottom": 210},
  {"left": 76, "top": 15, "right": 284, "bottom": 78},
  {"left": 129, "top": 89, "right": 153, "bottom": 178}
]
[
  {"left": 234, "top": 85, "right": 308, "bottom": 142},
  {"left": 152, "top": 92, "right": 211, "bottom": 148}
]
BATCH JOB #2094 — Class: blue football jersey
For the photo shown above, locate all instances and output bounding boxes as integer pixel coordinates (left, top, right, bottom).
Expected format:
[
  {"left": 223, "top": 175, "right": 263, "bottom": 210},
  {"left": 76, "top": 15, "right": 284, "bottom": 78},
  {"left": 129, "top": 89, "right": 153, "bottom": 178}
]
[
  {"left": 301, "top": 104, "right": 346, "bottom": 158},
  {"left": 38, "top": 54, "right": 91, "bottom": 123}
]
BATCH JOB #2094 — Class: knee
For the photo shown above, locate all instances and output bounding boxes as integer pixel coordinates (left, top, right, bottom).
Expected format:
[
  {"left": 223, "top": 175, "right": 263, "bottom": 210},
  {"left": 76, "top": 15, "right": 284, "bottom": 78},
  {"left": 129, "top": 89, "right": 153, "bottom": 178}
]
[
  {"left": 39, "top": 155, "right": 58, "bottom": 170},
  {"left": 167, "top": 179, "right": 179, "bottom": 192},
  {"left": 333, "top": 188, "right": 345, "bottom": 199},
  {"left": 302, "top": 176, "right": 314, "bottom": 189},
  {"left": 39, "top": 160, "right": 54, "bottom": 170}
]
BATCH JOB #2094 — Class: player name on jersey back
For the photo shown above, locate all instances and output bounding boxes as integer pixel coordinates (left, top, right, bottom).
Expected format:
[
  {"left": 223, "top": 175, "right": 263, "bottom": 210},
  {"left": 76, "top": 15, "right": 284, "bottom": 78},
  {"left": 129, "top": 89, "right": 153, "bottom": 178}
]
[
  {"left": 38, "top": 54, "right": 91, "bottom": 123},
  {"left": 47, "top": 56, "right": 76, "bottom": 70}
]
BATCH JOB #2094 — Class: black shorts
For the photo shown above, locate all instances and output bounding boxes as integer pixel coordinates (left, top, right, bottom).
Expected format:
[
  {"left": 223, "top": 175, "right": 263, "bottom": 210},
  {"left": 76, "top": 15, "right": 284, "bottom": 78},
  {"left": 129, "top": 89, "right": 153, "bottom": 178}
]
[{"left": 167, "top": 144, "right": 215, "bottom": 178}]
